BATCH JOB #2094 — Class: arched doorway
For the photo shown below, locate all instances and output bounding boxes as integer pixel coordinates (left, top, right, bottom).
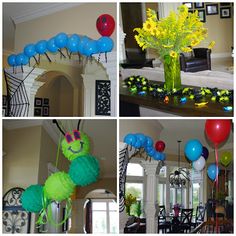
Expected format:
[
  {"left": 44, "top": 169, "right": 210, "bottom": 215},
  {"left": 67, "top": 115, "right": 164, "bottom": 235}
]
[
  {"left": 83, "top": 189, "right": 117, "bottom": 234},
  {"left": 36, "top": 71, "right": 80, "bottom": 116}
]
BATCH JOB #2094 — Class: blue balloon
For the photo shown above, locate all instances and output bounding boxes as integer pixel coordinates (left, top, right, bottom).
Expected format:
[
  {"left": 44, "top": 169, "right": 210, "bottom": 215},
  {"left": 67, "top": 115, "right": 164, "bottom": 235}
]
[
  {"left": 147, "top": 148, "right": 155, "bottom": 157},
  {"left": 15, "top": 53, "right": 29, "bottom": 66},
  {"left": 24, "top": 44, "right": 36, "bottom": 57},
  {"left": 47, "top": 38, "right": 58, "bottom": 53},
  {"left": 207, "top": 164, "right": 219, "bottom": 181},
  {"left": 136, "top": 133, "right": 147, "bottom": 147},
  {"left": 7, "top": 54, "right": 16, "bottom": 66},
  {"left": 67, "top": 34, "right": 80, "bottom": 53},
  {"left": 97, "top": 37, "right": 114, "bottom": 53},
  {"left": 146, "top": 136, "right": 154, "bottom": 147},
  {"left": 78, "top": 36, "right": 91, "bottom": 55},
  {"left": 55, "top": 33, "right": 68, "bottom": 48},
  {"left": 133, "top": 140, "right": 142, "bottom": 149},
  {"left": 153, "top": 151, "right": 162, "bottom": 160},
  {"left": 160, "top": 152, "right": 166, "bottom": 161},
  {"left": 145, "top": 146, "right": 153, "bottom": 153},
  {"left": 83, "top": 40, "right": 98, "bottom": 56},
  {"left": 35, "top": 40, "right": 47, "bottom": 54},
  {"left": 124, "top": 134, "right": 137, "bottom": 146},
  {"left": 184, "top": 139, "right": 203, "bottom": 162}
]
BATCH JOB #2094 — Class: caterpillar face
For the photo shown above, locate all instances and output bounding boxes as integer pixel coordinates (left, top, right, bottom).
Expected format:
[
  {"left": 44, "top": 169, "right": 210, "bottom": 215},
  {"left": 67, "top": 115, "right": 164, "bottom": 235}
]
[{"left": 61, "top": 130, "right": 90, "bottom": 161}]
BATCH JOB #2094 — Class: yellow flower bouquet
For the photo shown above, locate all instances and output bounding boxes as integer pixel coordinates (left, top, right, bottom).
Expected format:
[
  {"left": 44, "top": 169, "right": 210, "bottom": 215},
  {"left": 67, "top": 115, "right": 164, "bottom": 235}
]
[
  {"left": 134, "top": 5, "right": 214, "bottom": 92},
  {"left": 125, "top": 193, "right": 137, "bottom": 215}
]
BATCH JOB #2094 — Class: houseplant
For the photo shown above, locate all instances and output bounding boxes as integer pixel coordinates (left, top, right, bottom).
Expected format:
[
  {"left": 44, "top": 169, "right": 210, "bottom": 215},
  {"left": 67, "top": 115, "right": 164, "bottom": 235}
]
[
  {"left": 125, "top": 193, "right": 137, "bottom": 216},
  {"left": 134, "top": 5, "right": 214, "bottom": 92}
]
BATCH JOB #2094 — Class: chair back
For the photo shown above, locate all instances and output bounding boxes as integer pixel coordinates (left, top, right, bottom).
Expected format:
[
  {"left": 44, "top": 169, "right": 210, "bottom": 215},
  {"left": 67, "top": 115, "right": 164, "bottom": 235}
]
[
  {"left": 180, "top": 208, "right": 193, "bottom": 224},
  {"left": 158, "top": 205, "right": 166, "bottom": 222},
  {"left": 196, "top": 205, "right": 206, "bottom": 223}
]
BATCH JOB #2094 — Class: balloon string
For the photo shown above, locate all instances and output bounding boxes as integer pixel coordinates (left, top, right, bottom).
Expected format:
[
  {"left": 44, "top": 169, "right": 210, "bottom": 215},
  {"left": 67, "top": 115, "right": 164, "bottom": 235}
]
[
  {"left": 55, "top": 133, "right": 62, "bottom": 168},
  {"left": 215, "top": 144, "right": 219, "bottom": 233}
]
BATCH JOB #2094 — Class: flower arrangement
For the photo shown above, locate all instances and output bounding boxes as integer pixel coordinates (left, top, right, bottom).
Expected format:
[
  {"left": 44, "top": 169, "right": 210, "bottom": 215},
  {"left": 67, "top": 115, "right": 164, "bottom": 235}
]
[
  {"left": 125, "top": 193, "right": 137, "bottom": 215},
  {"left": 134, "top": 5, "right": 215, "bottom": 92},
  {"left": 173, "top": 203, "right": 181, "bottom": 217}
]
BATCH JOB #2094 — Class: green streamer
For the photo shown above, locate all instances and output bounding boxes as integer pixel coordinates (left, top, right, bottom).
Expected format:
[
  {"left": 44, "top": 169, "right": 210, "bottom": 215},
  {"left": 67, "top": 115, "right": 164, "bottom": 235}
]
[{"left": 55, "top": 133, "right": 62, "bottom": 168}]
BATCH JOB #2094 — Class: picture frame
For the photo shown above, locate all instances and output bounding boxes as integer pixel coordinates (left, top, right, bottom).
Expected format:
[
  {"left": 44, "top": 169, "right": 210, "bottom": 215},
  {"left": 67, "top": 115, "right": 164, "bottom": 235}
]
[
  {"left": 43, "top": 98, "right": 49, "bottom": 106},
  {"left": 220, "top": 7, "right": 231, "bottom": 18},
  {"left": 220, "top": 3, "right": 231, "bottom": 6},
  {"left": 34, "top": 107, "right": 42, "bottom": 116},
  {"left": 34, "top": 97, "right": 42, "bottom": 107},
  {"left": 194, "top": 3, "right": 205, "bottom": 9},
  {"left": 42, "top": 106, "right": 49, "bottom": 116},
  {"left": 206, "top": 4, "right": 219, "bottom": 15},
  {"left": 198, "top": 10, "right": 206, "bottom": 22},
  {"left": 183, "top": 2, "right": 193, "bottom": 9}
]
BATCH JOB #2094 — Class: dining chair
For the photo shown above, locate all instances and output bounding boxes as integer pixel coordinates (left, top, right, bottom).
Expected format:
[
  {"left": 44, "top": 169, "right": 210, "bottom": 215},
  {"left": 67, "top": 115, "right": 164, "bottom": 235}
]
[
  {"left": 179, "top": 208, "right": 193, "bottom": 233},
  {"left": 192, "top": 205, "right": 206, "bottom": 228},
  {"left": 158, "top": 205, "right": 171, "bottom": 233}
]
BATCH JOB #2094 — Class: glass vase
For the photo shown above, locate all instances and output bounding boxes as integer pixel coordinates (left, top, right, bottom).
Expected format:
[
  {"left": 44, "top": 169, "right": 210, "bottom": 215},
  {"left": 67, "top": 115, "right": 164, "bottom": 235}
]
[{"left": 163, "top": 54, "right": 181, "bottom": 92}]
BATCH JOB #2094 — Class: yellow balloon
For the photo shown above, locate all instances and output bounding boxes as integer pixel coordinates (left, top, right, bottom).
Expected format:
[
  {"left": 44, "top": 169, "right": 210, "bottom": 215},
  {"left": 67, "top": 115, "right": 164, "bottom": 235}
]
[{"left": 220, "top": 152, "right": 232, "bottom": 167}]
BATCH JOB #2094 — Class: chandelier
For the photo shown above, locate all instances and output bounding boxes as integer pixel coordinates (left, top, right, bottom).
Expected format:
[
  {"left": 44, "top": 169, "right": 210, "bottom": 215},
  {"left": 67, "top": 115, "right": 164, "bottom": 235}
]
[{"left": 169, "top": 140, "right": 190, "bottom": 188}]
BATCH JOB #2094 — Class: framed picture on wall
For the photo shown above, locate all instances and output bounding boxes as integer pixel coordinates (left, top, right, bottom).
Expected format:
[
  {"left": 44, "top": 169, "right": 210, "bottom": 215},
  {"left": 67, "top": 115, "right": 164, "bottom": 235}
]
[
  {"left": 183, "top": 2, "right": 193, "bottom": 9},
  {"left": 43, "top": 98, "right": 49, "bottom": 106},
  {"left": 220, "top": 3, "right": 231, "bottom": 6},
  {"left": 206, "top": 4, "right": 219, "bottom": 15},
  {"left": 43, "top": 106, "right": 49, "bottom": 116},
  {"left": 198, "top": 10, "right": 206, "bottom": 22},
  {"left": 220, "top": 7, "right": 231, "bottom": 18},
  {"left": 34, "top": 97, "right": 42, "bottom": 107},
  {"left": 194, "top": 3, "right": 205, "bottom": 9},
  {"left": 34, "top": 107, "right": 42, "bottom": 116}
]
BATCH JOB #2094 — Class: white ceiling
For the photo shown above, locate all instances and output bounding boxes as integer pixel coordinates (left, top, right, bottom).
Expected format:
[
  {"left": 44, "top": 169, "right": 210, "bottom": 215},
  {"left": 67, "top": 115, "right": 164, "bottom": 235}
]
[
  {"left": 3, "top": 119, "right": 117, "bottom": 178},
  {"left": 120, "top": 119, "right": 233, "bottom": 154},
  {"left": 3, "top": 3, "right": 82, "bottom": 51}
]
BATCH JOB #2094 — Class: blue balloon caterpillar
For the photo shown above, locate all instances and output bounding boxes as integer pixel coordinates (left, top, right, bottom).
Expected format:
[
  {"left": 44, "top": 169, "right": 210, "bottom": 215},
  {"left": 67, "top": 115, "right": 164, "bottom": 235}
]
[
  {"left": 7, "top": 32, "right": 114, "bottom": 72},
  {"left": 123, "top": 133, "right": 166, "bottom": 161}
]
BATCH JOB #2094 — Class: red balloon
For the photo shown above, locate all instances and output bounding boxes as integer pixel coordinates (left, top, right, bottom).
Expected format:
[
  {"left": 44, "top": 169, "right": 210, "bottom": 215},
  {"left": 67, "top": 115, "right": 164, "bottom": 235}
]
[
  {"left": 155, "top": 140, "right": 166, "bottom": 152},
  {"left": 96, "top": 14, "right": 115, "bottom": 37},
  {"left": 205, "top": 120, "right": 231, "bottom": 145}
]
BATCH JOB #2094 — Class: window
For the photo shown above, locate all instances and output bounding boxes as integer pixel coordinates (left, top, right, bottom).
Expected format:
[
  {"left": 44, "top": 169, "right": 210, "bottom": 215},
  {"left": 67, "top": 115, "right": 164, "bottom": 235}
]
[
  {"left": 126, "top": 163, "right": 143, "bottom": 176},
  {"left": 157, "top": 183, "right": 166, "bottom": 205},
  {"left": 92, "top": 200, "right": 118, "bottom": 234},
  {"left": 192, "top": 183, "right": 201, "bottom": 211}
]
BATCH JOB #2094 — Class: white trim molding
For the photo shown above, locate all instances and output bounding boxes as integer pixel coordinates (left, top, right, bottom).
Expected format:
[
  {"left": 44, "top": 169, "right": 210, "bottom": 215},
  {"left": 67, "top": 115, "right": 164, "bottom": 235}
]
[{"left": 12, "top": 3, "right": 82, "bottom": 24}]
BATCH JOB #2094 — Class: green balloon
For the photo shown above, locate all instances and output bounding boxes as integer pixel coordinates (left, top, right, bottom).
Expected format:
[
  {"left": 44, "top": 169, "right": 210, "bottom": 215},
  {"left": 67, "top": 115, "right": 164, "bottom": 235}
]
[
  {"left": 220, "top": 151, "right": 232, "bottom": 167},
  {"left": 44, "top": 172, "right": 75, "bottom": 202},
  {"left": 61, "top": 131, "right": 90, "bottom": 161},
  {"left": 69, "top": 155, "right": 100, "bottom": 186},
  {"left": 21, "top": 185, "right": 44, "bottom": 213}
]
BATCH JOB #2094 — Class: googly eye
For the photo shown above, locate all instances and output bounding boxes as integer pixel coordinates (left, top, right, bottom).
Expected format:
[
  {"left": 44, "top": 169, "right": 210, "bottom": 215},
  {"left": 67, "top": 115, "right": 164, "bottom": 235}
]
[
  {"left": 65, "top": 132, "right": 73, "bottom": 143},
  {"left": 73, "top": 130, "right": 81, "bottom": 140}
]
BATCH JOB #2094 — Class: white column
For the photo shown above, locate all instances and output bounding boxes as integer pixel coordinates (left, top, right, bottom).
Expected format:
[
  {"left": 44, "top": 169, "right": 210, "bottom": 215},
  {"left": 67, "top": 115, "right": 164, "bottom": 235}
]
[
  {"left": 119, "top": 26, "right": 126, "bottom": 61},
  {"left": 4, "top": 66, "right": 45, "bottom": 117},
  {"left": 158, "top": 3, "right": 182, "bottom": 18},
  {"left": 140, "top": 160, "right": 161, "bottom": 234}
]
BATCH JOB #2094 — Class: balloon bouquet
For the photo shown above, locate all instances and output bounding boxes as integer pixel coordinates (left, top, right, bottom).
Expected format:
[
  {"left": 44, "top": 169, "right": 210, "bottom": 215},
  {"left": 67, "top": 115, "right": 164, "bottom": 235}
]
[
  {"left": 123, "top": 133, "right": 166, "bottom": 161},
  {"left": 20, "top": 120, "right": 100, "bottom": 229},
  {"left": 185, "top": 139, "right": 209, "bottom": 172},
  {"left": 205, "top": 120, "right": 232, "bottom": 182},
  {"left": 7, "top": 14, "right": 115, "bottom": 73}
]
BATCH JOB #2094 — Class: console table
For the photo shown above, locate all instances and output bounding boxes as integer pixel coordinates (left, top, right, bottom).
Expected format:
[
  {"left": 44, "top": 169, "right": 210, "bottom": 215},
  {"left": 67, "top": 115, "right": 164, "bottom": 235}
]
[{"left": 120, "top": 82, "right": 233, "bottom": 117}]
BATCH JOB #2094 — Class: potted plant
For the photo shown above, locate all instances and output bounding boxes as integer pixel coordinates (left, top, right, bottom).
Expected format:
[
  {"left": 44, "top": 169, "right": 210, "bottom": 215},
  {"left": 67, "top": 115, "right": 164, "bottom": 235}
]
[
  {"left": 125, "top": 193, "right": 137, "bottom": 216},
  {"left": 134, "top": 5, "right": 215, "bottom": 92}
]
